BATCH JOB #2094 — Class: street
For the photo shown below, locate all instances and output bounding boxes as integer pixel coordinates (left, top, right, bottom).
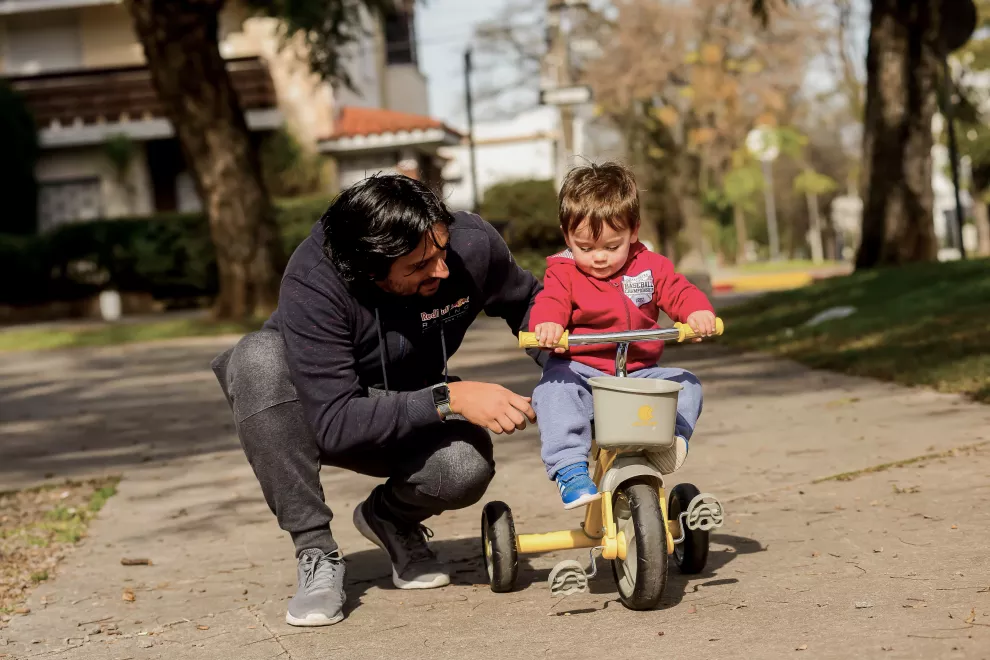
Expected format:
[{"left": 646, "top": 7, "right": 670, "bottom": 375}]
[{"left": 1, "top": 317, "right": 989, "bottom": 659}]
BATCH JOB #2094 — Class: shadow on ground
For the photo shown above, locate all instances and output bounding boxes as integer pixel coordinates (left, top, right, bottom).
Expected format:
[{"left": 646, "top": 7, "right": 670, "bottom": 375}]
[{"left": 337, "top": 530, "right": 762, "bottom": 618}]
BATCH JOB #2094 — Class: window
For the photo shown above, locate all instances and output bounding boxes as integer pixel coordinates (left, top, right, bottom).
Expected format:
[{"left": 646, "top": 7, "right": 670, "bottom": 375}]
[
  {"left": 384, "top": 8, "right": 417, "bottom": 66},
  {"left": 4, "top": 11, "right": 83, "bottom": 74},
  {"left": 38, "top": 178, "right": 103, "bottom": 232}
]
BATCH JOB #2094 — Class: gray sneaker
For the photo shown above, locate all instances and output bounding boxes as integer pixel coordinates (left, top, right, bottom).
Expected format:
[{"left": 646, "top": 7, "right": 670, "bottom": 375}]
[
  {"left": 353, "top": 496, "right": 450, "bottom": 590},
  {"left": 285, "top": 549, "right": 346, "bottom": 627}
]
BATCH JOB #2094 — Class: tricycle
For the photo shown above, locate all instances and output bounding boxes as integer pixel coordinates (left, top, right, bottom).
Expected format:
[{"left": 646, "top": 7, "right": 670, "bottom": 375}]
[{"left": 480, "top": 320, "right": 726, "bottom": 610}]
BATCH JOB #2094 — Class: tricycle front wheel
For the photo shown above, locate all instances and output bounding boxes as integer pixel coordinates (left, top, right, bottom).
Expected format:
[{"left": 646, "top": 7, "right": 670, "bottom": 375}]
[
  {"left": 481, "top": 501, "right": 518, "bottom": 593},
  {"left": 611, "top": 481, "right": 668, "bottom": 610}
]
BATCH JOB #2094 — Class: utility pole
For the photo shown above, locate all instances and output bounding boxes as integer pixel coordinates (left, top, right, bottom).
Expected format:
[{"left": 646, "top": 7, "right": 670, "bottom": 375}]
[
  {"left": 545, "top": 0, "right": 577, "bottom": 187},
  {"left": 943, "top": 55, "right": 967, "bottom": 259},
  {"left": 463, "top": 49, "right": 480, "bottom": 214}
]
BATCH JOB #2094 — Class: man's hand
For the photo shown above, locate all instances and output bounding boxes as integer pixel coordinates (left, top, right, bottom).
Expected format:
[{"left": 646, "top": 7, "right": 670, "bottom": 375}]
[
  {"left": 448, "top": 381, "right": 537, "bottom": 434},
  {"left": 534, "top": 322, "right": 567, "bottom": 353},
  {"left": 686, "top": 310, "right": 717, "bottom": 342}
]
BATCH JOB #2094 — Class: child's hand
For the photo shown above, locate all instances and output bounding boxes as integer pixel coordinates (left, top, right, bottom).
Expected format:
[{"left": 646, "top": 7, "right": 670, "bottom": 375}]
[
  {"left": 534, "top": 322, "right": 567, "bottom": 353},
  {"left": 686, "top": 310, "right": 717, "bottom": 342}
]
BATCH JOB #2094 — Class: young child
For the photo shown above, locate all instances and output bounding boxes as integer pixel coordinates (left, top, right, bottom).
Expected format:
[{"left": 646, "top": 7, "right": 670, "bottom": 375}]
[{"left": 530, "top": 162, "right": 718, "bottom": 509}]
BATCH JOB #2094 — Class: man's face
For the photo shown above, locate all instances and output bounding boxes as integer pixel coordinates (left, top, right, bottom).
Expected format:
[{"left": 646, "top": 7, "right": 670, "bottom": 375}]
[{"left": 378, "top": 224, "right": 451, "bottom": 296}]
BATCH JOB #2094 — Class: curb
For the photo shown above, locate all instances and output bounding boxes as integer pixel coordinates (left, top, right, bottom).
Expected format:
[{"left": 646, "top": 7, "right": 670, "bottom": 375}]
[{"left": 712, "top": 269, "right": 848, "bottom": 293}]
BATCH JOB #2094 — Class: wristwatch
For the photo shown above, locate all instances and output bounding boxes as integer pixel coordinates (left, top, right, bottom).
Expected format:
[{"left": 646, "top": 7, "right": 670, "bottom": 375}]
[{"left": 432, "top": 383, "right": 452, "bottom": 420}]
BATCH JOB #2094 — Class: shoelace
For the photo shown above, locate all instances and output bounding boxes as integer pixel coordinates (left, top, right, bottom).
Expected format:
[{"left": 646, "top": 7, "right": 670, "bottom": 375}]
[
  {"left": 396, "top": 525, "right": 437, "bottom": 563},
  {"left": 301, "top": 550, "right": 344, "bottom": 590}
]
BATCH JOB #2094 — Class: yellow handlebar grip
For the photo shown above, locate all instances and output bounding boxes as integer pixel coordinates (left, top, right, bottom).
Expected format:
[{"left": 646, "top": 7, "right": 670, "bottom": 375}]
[
  {"left": 518, "top": 331, "right": 570, "bottom": 350},
  {"left": 675, "top": 317, "right": 725, "bottom": 342},
  {"left": 518, "top": 332, "right": 539, "bottom": 348}
]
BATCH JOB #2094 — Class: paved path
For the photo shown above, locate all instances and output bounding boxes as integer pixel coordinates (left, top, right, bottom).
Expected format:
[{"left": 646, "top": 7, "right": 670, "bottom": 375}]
[{"left": 1, "top": 318, "right": 989, "bottom": 659}]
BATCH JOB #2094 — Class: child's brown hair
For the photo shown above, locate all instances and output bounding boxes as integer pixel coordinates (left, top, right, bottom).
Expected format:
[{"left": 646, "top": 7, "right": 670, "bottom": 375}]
[{"left": 558, "top": 161, "right": 640, "bottom": 239}]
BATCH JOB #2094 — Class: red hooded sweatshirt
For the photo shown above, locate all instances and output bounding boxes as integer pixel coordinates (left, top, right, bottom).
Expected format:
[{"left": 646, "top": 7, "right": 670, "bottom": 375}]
[{"left": 528, "top": 242, "right": 714, "bottom": 375}]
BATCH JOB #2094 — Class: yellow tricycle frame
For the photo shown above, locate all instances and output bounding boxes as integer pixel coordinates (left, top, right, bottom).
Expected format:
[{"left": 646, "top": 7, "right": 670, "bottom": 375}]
[{"left": 513, "top": 445, "right": 676, "bottom": 562}]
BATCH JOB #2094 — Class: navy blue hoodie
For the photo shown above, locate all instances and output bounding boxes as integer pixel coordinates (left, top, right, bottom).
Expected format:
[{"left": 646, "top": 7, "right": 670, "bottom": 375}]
[{"left": 263, "top": 212, "right": 543, "bottom": 457}]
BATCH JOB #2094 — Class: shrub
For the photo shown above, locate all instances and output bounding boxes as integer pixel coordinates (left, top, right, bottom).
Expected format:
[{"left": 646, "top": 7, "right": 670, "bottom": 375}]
[
  {"left": 479, "top": 179, "right": 562, "bottom": 252},
  {"left": 0, "top": 196, "right": 332, "bottom": 306}
]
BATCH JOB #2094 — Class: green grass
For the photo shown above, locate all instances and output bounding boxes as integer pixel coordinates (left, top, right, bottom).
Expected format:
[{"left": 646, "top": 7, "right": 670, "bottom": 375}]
[
  {"left": 1, "top": 478, "right": 120, "bottom": 614},
  {"left": 0, "top": 317, "right": 262, "bottom": 352},
  {"left": 88, "top": 483, "right": 118, "bottom": 512},
  {"left": 722, "top": 258, "right": 990, "bottom": 403}
]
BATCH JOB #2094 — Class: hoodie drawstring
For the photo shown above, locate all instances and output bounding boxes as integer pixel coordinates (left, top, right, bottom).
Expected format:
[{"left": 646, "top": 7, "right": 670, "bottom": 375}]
[
  {"left": 440, "top": 322, "right": 449, "bottom": 384},
  {"left": 375, "top": 308, "right": 450, "bottom": 392},
  {"left": 375, "top": 308, "right": 390, "bottom": 394}
]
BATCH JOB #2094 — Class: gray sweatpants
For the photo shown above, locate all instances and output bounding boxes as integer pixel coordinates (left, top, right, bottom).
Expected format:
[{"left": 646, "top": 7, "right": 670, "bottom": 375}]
[
  {"left": 532, "top": 357, "right": 703, "bottom": 478},
  {"left": 211, "top": 329, "right": 495, "bottom": 556}
]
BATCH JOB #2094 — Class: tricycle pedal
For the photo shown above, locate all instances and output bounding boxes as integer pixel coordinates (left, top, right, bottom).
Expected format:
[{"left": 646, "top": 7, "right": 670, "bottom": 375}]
[
  {"left": 685, "top": 493, "right": 724, "bottom": 532},
  {"left": 548, "top": 559, "right": 589, "bottom": 597}
]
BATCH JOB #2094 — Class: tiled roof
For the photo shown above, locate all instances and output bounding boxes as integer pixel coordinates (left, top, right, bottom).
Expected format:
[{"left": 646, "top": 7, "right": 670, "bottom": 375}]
[{"left": 330, "top": 106, "right": 461, "bottom": 139}]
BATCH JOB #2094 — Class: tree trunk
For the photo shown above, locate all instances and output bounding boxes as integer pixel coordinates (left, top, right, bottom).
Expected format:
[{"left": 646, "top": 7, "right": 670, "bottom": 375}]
[
  {"left": 805, "top": 191, "right": 825, "bottom": 264},
  {"left": 676, "top": 194, "right": 712, "bottom": 295},
  {"left": 733, "top": 204, "right": 749, "bottom": 264},
  {"left": 126, "top": 0, "right": 284, "bottom": 320},
  {"left": 974, "top": 195, "right": 990, "bottom": 257},
  {"left": 856, "top": 0, "right": 940, "bottom": 270}
]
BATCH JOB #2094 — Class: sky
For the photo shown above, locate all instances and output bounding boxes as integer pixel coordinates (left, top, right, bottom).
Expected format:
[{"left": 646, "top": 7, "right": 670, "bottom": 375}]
[
  {"left": 414, "top": 0, "right": 510, "bottom": 128},
  {"left": 413, "top": 0, "right": 873, "bottom": 131}
]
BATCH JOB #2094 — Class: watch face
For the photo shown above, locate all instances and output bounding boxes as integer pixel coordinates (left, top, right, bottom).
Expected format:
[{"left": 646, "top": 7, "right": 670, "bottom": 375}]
[{"left": 432, "top": 385, "right": 450, "bottom": 405}]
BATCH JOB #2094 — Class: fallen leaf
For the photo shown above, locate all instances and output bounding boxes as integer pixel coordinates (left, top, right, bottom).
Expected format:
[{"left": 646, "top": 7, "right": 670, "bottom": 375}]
[
  {"left": 796, "top": 644, "right": 808, "bottom": 651},
  {"left": 121, "top": 558, "right": 152, "bottom": 566},
  {"left": 965, "top": 609, "right": 976, "bottom": 625},
  {"left": 122, "top": 589, "right": 136, "bottom": 602},
  {"left": 951, "top": 525, "right": 958, "bottom": 530},
  {"left": 197, "top": 625, "right": 210, "bottom": 631}
]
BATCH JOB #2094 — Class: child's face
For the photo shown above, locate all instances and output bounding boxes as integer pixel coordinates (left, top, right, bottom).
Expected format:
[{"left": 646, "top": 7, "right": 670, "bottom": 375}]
[{"left": 564, "top": 219, "right": 639, "bottom": 280}]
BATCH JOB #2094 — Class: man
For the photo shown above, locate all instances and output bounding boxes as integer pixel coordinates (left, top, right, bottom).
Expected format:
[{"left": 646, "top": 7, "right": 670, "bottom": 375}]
[{"left": 211, "top": 175, "right": 542, "bottom": 627}]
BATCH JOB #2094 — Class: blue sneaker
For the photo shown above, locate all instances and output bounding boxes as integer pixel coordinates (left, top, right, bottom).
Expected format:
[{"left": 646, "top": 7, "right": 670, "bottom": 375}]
[{"left": 555, "top": 463, "right": 601, "bottom": 510}]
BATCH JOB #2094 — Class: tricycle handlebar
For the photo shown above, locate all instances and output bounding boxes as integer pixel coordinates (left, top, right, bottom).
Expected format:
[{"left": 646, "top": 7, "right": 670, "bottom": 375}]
[{"left": 518, "top": 318, "right": 724, "bottom": 350}]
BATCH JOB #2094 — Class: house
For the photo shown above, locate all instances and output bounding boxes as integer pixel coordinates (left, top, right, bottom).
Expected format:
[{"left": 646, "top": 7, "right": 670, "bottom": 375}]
[
  {"left": 440, "top": 107, "right": 559, "bottom": 211},
  {"left": 0, "top": 0, "right": 458, "bottom": 232},
  {"left": 317, "top": 0, "right": 461, "bottom": 194}
]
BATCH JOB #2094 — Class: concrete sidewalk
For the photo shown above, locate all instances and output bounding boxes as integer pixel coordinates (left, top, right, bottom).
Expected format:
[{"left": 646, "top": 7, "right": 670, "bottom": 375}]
[{"left": 1, "top": 318, "right": 988, "bottom": 659}]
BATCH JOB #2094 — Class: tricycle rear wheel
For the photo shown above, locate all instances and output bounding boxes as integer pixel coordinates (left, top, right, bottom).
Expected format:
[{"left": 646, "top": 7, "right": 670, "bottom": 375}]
[
  {"left": 669, "top": 482, "right": 709, "bottom": 574},
  {"left": 481, "top": 501, "right": 518, "bottom": 593},
  {"left": 611, "top": 481, "right": 668, "bottom": 610}
]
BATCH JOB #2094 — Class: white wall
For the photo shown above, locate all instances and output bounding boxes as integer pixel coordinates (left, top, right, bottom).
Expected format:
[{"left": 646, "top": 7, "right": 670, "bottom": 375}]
[
  {"left": 336, "top": 153, "right": 401, "bottom": 189},
  {"left": 440, "top": 107, "right": 558, "bottom": 212}
]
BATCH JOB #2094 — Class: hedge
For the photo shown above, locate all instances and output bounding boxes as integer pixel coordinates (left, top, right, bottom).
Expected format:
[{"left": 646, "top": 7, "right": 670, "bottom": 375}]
[
  {"left": 0, "top": 196, "right": 330, "bottom": 306},
  {"left": 479, "top": 179, "right": 562, "bottom": 252}
]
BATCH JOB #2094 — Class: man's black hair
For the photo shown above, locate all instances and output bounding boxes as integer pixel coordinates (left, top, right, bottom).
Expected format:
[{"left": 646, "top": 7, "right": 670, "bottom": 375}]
[{"left": 321, "top": 174, "right": 454, "bottom": 284}]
